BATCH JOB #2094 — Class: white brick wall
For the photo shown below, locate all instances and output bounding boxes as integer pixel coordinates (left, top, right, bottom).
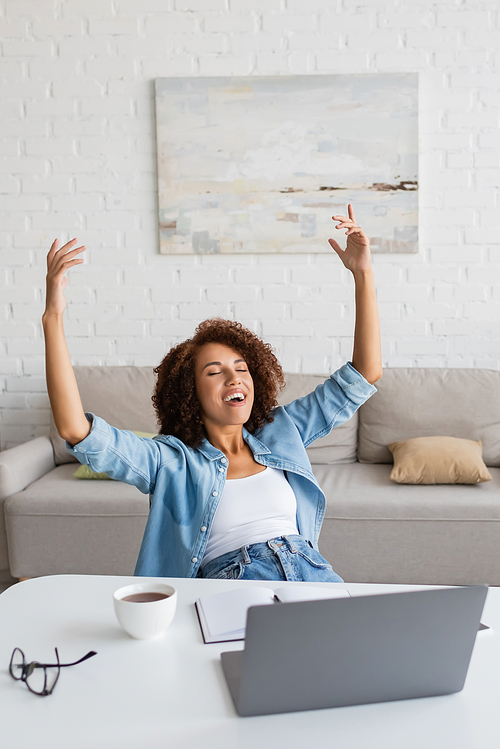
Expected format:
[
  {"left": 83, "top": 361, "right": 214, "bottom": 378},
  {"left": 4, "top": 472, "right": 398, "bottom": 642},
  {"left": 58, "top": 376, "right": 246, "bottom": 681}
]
[{"left": 1, "top": 0, "right": 499, "bottom": 448}]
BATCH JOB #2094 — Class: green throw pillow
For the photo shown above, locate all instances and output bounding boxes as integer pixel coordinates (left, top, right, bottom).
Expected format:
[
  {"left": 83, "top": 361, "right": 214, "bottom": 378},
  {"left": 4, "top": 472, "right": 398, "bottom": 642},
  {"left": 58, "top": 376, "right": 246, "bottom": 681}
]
[
  {"left": 73, "top": 465, "right": 113, "bottom": 480},
  {"left": 73, "top": 430, "right": 157, "bottom": 480}
]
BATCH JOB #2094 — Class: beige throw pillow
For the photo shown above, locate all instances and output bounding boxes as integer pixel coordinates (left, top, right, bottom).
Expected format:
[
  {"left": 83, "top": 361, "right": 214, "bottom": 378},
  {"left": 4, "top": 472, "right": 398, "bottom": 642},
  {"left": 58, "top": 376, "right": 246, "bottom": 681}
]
[{"left": 387, "top": 436, "right": 492, "bottom": 485}]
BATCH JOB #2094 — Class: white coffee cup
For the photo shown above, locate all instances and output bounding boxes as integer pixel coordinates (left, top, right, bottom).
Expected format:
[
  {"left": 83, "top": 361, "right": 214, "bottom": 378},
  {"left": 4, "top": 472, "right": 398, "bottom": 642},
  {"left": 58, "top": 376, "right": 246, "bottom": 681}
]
[{"left": 113, "top": 582, "right": 177, "bottom": 640}]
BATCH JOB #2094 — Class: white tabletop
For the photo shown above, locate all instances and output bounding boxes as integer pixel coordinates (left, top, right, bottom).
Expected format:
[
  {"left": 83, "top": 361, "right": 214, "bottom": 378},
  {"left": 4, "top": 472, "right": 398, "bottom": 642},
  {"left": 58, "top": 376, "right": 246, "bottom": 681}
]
[{"left": 0, "top": 575, "right": 499, "bottom": 749}]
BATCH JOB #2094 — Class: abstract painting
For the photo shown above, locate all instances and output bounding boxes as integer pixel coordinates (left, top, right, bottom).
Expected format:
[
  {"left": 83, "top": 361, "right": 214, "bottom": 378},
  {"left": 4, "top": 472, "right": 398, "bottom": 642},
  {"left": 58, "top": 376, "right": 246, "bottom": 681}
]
[{"left": 155, "top": 74, "right": 418, "bottom": 254}]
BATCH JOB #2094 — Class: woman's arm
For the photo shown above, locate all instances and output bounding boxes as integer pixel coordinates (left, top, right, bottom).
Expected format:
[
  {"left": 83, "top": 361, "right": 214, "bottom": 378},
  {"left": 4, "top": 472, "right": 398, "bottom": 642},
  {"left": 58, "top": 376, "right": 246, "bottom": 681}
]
[
  {"left": 42, "top": 238, "right": 90, "bottom": 445},
  {"left": 329, "top": 205, "right": 382, "bottom": 385},
  {"left": 351, "top": 268, "right": 382, "bottom": 384}
]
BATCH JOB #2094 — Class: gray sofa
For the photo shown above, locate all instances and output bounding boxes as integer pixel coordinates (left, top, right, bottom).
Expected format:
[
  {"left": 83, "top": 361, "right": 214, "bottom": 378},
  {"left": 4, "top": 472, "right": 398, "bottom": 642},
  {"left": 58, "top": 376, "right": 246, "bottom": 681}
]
[{"left": 1, "top": 366, "right": 500, "bottom": 585}]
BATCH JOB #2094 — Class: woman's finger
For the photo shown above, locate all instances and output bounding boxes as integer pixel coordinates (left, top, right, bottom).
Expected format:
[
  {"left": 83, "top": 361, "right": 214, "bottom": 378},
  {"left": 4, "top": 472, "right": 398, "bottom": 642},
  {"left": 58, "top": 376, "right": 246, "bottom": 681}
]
[
  {"left": 59, "top": 248, "right": 86, "bottom": 268},
  {"left": 61, "top": 257, "right": 85, "bottom": 270},
  {"left": 50, "top": 245, "right": 86, "bottom": 274},
  {"left": 348, "top": 204, "right": 357, "bottom": 223},
  {"left": 61, "top": 238, "right": 79, "bottom": 251},
  {"left": 48, "top": 238, "right": 77, "bottom": 265},
  {"left": 59, "top": 245, "right": 86, "bottom": 261},
  {"left": 328, "top": 238, "right": 344, "bottom": 254},
  {"left": 47, "top": 238, "right": 60, "bottom": 266},
  {"left": 53, "top": 238, "right": 79, "bottom": 259}
]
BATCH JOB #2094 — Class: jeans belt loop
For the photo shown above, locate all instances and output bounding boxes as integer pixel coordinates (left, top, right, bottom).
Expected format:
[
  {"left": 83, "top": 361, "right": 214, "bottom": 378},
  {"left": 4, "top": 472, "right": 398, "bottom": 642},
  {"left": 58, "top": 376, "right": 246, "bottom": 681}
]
[
  {"left": 268, "top": 536, "right": 288, "bottom": 553},
  {"left": 242, "top": 545, "right": 251, "bottom": 564}
]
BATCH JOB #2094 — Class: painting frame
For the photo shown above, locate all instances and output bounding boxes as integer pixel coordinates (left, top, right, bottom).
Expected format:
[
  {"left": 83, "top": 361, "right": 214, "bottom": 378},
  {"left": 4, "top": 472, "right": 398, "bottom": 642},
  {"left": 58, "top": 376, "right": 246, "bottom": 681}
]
[{"left": 155, "top": 74, "right": 418, "bottom": 255}]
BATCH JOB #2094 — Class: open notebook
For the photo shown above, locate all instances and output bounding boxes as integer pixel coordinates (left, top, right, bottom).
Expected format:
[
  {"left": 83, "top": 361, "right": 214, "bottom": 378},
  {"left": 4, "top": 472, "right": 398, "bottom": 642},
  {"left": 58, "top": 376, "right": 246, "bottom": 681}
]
[{"left": 195, "top": 585, "right": 350, "bottom": 644}]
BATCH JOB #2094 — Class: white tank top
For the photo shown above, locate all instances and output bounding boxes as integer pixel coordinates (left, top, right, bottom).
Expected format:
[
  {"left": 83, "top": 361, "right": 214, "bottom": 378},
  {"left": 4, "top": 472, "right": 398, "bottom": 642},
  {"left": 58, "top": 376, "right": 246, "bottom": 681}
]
[{"left": 201, "top": 467, "right": 299, "bottom": 566}]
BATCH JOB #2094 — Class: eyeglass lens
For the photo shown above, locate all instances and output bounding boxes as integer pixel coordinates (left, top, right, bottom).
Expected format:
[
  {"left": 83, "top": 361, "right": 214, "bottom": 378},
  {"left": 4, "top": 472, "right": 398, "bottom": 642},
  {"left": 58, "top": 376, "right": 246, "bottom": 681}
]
[
  {"left": 26, "top": 663, "right": 52, "bottom": 695},
  {"left": 10, "top": 648, "right": 25, "bottom": 680},
  {"left": 10, "top": 647, "right": 60, "bottom": 696}
]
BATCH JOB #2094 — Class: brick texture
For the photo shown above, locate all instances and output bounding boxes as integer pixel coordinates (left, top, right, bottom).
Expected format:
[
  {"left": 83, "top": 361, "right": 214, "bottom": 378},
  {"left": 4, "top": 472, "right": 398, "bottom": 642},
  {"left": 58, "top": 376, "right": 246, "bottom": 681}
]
[{"left": 1, "top": 0, "right": 499, "bottom": 447}]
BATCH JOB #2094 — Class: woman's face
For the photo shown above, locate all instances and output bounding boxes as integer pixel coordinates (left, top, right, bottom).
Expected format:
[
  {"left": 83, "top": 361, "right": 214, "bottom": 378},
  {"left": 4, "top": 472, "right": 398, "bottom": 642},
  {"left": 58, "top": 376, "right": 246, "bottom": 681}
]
[{"left": 195, "top": 342, "right": 254, "bottom": 430}]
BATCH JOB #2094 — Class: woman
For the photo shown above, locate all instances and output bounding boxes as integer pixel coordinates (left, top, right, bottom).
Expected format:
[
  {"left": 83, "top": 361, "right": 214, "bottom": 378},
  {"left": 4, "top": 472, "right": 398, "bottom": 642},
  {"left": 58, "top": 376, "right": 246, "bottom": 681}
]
[{"left": 43, "top": 205, "right": 381, "bottom": 582}]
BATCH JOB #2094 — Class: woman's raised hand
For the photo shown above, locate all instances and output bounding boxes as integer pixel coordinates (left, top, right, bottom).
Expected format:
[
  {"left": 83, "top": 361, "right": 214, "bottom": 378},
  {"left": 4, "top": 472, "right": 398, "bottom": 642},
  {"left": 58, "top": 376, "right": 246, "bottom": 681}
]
[
  {"left": 328, "top": 204, "right": 372, "bottom": 275},
  {"left": 44, "top": 238, "right": 86, "bottom": 317}
]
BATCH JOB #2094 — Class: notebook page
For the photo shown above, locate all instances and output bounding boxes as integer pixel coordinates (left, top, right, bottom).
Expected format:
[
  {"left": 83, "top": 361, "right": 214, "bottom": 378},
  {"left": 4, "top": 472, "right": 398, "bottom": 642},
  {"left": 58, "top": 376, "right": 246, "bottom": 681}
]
[
  {"left": 198, "top": 586, "right": 275, "bottom": 639},
  {"left": 273, "top": 585, "right": 351, "bottom": 603}
]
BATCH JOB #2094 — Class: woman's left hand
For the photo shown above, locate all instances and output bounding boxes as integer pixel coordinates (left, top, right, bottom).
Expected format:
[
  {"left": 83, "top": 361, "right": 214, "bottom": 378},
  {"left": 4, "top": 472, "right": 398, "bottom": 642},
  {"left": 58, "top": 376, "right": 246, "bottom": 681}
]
[{"left": 328, "top": 204, "right": 372, "bottom": 275}]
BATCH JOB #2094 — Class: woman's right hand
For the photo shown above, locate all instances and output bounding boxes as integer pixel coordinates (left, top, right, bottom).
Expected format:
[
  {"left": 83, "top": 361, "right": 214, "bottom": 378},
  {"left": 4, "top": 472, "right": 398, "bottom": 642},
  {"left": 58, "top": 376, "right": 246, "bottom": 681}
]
[{"left": 44, "top": 238, "right": 86, "bottom": 317}]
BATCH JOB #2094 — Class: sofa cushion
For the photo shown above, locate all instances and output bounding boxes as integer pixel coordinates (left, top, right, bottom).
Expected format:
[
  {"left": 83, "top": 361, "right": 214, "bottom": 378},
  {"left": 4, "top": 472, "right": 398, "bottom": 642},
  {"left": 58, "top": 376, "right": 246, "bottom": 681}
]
[
  {"left": 387, "top": 436, "right": 492, "bottom": 485},
  {"left": 5, "top": 464, "right": 149, "bottom": 577},
  {"left": 5, "top": 464, "right": 149, "bottom": 515},
  {"left": 314, "top": 462, "right": 500, "bottom": 521},
  {"left": 357, "top": 368, "right": 500, "bottom": 466},
  {"left": 277, "top": 373, "right": 358, "bottom": 464},
  {"left": 313, "top": 462, "right": 500, "bottom": 585},
  {"left": 51, "top": 366, "right": 158, "bottom": 465}
]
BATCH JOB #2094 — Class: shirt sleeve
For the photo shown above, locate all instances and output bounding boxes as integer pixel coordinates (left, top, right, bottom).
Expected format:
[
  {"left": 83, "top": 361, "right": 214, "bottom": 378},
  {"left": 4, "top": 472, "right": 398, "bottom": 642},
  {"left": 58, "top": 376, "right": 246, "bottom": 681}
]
[
  {"left": 282, "top": 362, "right": 377, "bottom": 448},
  {"left": 65, "top": 413, "right": 166, "bottom": 494}
]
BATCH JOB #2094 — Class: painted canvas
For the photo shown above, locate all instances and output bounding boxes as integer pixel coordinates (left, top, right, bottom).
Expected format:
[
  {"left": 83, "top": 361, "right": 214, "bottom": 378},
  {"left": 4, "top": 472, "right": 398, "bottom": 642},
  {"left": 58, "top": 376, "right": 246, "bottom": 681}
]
[{"left": 155, "top": 74, "right": 418, "bottom": 254}]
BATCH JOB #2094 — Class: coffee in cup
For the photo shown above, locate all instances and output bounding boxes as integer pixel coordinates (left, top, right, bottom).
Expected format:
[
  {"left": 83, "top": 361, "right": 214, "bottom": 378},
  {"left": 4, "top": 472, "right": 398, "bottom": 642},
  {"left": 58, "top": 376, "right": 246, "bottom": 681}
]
[
  {"left": 121, "top": 592, "right": 170, "bottom": 603},
  {"left": 113, "top": 583, "right": 177, "bottom": 640}
]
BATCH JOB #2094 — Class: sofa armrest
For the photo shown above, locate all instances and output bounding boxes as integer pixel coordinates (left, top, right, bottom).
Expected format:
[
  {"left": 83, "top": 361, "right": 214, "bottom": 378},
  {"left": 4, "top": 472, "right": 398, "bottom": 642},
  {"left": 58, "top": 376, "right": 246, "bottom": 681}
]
[{"left": 0, "top": 436, "right": 56, "bottom": 500}]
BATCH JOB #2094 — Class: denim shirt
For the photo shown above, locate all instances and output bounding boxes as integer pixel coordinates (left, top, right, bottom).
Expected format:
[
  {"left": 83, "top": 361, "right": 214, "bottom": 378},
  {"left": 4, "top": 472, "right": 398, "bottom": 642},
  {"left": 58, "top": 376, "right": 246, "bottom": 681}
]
[{"left": 67, "top": 362, "right": 376, "bottom": 578}]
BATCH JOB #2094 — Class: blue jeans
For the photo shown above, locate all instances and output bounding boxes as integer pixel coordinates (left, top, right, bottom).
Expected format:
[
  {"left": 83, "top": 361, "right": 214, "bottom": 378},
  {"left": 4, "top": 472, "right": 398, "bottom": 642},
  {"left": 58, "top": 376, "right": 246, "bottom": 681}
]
[{"left": 200, "top": 535, "right": 344, "bottom": 583}]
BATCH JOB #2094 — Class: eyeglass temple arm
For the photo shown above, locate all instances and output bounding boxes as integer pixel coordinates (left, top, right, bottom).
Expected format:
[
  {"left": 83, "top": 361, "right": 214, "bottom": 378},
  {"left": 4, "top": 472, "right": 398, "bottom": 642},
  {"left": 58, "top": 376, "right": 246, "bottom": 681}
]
[{"left": 35, "top": 650, "right": 98, "bottom": 669}]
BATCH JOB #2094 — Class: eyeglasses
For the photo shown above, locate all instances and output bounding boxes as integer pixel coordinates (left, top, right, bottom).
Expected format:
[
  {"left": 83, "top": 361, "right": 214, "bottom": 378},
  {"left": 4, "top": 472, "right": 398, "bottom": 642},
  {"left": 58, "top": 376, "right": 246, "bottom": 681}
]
[{"left": 9, "top": 647, "right": 97, "bottom": 697}]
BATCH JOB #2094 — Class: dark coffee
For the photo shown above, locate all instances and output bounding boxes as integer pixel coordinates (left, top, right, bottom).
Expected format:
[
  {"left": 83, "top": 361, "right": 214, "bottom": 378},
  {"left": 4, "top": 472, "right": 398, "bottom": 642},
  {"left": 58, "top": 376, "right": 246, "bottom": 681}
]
[{"left": 122, "top": 592, "right": 170, "bottom": 603}]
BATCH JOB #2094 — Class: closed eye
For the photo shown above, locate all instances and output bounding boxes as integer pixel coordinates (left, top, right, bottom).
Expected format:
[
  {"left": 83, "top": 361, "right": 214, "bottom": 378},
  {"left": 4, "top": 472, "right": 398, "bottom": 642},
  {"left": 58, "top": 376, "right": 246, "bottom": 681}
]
[{"left": 208, "top": 369, "right": 247, "bottom": 376}]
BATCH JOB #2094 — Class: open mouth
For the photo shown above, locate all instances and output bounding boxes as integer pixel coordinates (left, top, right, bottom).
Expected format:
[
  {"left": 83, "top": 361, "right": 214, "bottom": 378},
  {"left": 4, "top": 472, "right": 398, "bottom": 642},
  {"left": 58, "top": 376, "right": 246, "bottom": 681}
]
[{"left": 223, "top": 393, "right": 247, "bottom": 407}]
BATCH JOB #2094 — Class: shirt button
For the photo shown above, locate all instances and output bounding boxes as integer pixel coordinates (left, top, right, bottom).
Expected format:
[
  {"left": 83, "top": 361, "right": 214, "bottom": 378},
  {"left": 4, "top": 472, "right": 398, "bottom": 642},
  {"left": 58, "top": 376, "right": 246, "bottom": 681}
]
[
  {"left": 221, "top": 458, "right": 227, "bottom": 464},
  {"left": 192, "top": 557, "right": 198, "bottom": 563},
  {"left": 201, "top": 526, "right": 207, "bottom": 532},
  {"left": 212, "top": 491, "right": 218, "bottom": 496},
  {"left": 218, "top": 467, "right": 224, "bottom": 472}
]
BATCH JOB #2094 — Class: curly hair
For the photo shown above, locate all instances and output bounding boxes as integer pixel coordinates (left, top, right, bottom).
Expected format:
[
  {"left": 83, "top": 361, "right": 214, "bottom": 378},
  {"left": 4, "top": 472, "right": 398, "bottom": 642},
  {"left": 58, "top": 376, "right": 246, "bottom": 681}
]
[{"left": 152, "top": 318, "right": 285, "bottom": 449}]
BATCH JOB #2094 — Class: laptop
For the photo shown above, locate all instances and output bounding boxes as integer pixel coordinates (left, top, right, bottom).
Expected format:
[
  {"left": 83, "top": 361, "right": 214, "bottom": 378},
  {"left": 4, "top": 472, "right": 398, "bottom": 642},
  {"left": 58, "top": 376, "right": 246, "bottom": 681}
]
[{"left": 220, "top": 585, "right": 488, "bottom": 717}]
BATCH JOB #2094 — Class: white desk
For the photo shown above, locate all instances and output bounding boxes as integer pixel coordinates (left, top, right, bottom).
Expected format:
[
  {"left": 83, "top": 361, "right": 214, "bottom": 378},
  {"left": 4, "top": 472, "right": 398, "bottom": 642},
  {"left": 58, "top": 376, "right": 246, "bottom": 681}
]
[{"left": 0, "top": 575, "right": 498, "bottom": 749}]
